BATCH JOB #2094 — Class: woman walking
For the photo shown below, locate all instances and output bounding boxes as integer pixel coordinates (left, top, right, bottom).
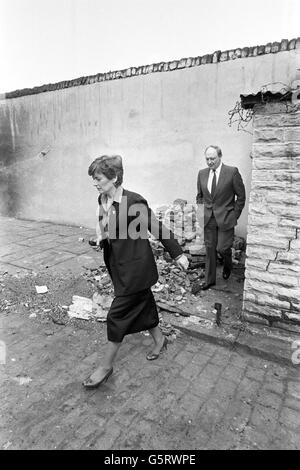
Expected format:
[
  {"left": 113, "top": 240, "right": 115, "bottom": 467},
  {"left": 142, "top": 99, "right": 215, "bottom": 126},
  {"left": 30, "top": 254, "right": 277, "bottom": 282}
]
[{"left": 83, "top": 155, "right": 189, "bottom": 388}]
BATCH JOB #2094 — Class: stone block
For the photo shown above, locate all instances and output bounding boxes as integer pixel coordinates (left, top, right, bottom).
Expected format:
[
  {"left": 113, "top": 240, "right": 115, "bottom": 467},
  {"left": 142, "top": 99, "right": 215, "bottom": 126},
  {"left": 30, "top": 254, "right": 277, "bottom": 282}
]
[
  {"left": 245, "top": 269, "right": 299, "bottom": 287},
  {"left": 277, "top": 251, "right": 300, "bottom": 265},
  {"left": 243, "top": 292, "right": 257, "bottom": 303},
  {"left": 245, "top": 258, "right": 268, "bottom": 271},
  {"left": 253, "top": 157, "right": 298, "bottom": 171},
  {"left": 252, "top": 142, "right": 300, "bottom": 158},
  {"left": 247, "top": 225, "right": 295, "bottom": 239},
  {"left": 291, "top": 302, "right": 300, "bottom": 312},
  {"left": 251, "top": 169, "right": 296, "bottom": 183},
  {"left": 269, "top": 203, "right": 300, "bottom": 218},
  {"left": 169, "top": 61, "right": 178, "bottom": 70},
  {"left": 201, "top": 54, "right": 213, "bottom": 64},
  {"left": 280, "top": 39, "right": 289, "bottom": 51},
  {"left": 246, "top": 245, "right": 277, "bottom": 260},
  {"left": 292, "top": 174, "right": 300, "bottom": 184},
  {"left": 178, "top": 59, "right": 187, "bottom": 69},
  {"left": 285, "top": 128, "right": 300, "bottom": 142},
  {"left": 244, "top": 292, "right": 290, "bottom": 310},
  {"left": 272, "top": 321, "right": 300, "bottom": 335},
  {"left": 243, "top": 301, "right": 282, "bottom": 319},
  {"left": 276, "top": 286, "right": 300, "bottom": 303},
  {"left": 212, "top": 51, "right": 221, "bottom": 63},
  {"left": 241, "top": 311, "right": 270, "bottom": 326},
  {"left": 251, "top": 179, "right": 288, "bottom": 192},
  {"left": 254, "top": 113, "right": 300, "bottom": 128},
  {"left": 248, "top": 214, "right": 279, "bottom": 227},
  {"left": 284, "top": 312, "right": 300, "bottom": 323},
  {"left": 288, "top": 39, "right": 296, "bottom": 50},
  {"left": 290, "top": 239, "right": 300, "bottom": 251},
  {"left": 248, "top": 190, "right": 264, "bottom": 204},
  {"left": 241, "top": 47, "right": 249, "bottom": 57},
  {"left": 247, "top": 203, "right": 267, "bottom": 215},
  {"left": 278, "top": 217, "right": 300, "bottom": 229},
  {"left": 265, "top": 42, "right": 272, "bottom": 54},
  {"left": 254, "top": 128, "right": 285, "bottom": 143},
  {"left": 228, "top": 50, "right": 237, "bottom": 60},
  {"left": 220, "top": 51, "right": 228, "bottom": 62},
  {"left": 268, "top": 261, "right": 300, "bottom": 275},
  {"left": 244, "top": 278, "right": 274, "bottom": 295},
  {"left": 271, "top": 42, "right": 280, "bottom": 53},
  {"left": 246, "top": 234, "right": 290, "bottom": 250}
]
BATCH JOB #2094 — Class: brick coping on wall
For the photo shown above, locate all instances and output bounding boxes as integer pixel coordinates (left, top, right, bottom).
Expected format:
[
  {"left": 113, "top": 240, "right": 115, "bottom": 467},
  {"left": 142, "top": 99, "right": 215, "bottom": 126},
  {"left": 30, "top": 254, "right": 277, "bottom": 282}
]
[{"left": 1, "top": 37, "right": 299, "bottom": 100}]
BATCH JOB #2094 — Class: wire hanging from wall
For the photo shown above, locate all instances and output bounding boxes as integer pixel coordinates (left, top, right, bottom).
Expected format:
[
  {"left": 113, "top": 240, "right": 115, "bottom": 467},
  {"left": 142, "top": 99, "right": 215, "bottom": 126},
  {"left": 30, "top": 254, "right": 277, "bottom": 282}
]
[
  {"left": 228, "top": 80, "right": 299, "bottom": 134},
  {"left": 228, "top": 101, "right": 254, "bottom": 134}
]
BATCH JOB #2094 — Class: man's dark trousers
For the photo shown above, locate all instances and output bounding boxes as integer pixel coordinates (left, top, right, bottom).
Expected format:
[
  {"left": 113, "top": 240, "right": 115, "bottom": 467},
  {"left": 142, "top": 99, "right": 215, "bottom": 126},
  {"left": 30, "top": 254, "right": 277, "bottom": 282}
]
[{"left": 204, "top": 214, "right": 234, "bottom": 285}]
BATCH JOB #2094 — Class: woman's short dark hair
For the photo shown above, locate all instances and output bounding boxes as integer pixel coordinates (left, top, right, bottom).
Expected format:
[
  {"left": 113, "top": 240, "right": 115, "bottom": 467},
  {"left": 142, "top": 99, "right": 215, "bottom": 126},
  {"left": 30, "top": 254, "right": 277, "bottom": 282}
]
[
  {"left": 204, "top": 145, "right": 222, "bottom": 158},
  {"left": 88, "top": 155, "right": 123, "bottom": 187}
]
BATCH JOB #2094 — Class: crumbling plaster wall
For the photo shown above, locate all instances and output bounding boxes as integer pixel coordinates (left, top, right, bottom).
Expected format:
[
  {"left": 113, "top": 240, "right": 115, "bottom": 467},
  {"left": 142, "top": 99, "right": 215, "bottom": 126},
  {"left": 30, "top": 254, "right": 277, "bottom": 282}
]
[{"left": 0, "top": 42, "right": 298, "bottom": 235}]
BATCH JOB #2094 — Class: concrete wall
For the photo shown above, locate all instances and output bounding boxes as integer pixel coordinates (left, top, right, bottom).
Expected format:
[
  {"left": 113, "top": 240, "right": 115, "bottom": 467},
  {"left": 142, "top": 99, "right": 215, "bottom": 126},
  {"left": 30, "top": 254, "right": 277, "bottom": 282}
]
[{"left": 0, "top": 47, "right": 298, "bottom": 237}]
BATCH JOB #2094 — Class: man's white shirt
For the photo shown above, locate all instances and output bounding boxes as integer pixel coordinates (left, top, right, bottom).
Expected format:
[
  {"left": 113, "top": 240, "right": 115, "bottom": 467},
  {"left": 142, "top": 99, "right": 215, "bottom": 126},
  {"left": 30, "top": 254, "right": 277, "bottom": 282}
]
[{"left": 207, "top": 162, "right": 222, "bottom": 194}]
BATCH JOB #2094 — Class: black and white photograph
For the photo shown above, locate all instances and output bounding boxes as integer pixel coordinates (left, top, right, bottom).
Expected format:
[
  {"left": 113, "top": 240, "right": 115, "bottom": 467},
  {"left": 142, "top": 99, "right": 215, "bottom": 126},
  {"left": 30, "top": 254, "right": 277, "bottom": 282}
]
[{"left": 0, "top": 0, "right": 299, "bottom": 453}]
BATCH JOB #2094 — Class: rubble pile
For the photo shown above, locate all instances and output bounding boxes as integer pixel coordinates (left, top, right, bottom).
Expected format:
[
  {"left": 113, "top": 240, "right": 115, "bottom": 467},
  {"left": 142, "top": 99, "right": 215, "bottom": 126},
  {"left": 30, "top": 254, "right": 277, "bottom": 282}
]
[
  {"left": 83, "top": 258, "right": 205, "bottom": 320},
  {"left": 158, "top": 318, "right": 181, "bottom": 341},
  {"left": 153, "top": 199, "right": 246, "bottom": 266},
  {"left": 154, "top": 199, "right": 206, "bottom": 269},
  {"left": 232, "top": 236, "right": 247, "bottom": 264},
  {"left": 153, "top": 259, "right": 205, "bottom": 316}
]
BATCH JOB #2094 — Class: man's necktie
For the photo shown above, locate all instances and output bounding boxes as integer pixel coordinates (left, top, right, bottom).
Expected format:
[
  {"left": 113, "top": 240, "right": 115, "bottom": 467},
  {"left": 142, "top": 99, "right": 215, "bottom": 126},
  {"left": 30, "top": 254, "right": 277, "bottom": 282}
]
[{"left": 211, "top": 170, "right": 216, "bottom": 197}]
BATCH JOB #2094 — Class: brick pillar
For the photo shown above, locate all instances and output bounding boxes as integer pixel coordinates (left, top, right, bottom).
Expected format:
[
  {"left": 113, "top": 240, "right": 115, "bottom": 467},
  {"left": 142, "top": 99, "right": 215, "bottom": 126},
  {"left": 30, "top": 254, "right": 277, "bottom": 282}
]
[{"left": 242, "top": 102, "right": 300, "bottom": 334}]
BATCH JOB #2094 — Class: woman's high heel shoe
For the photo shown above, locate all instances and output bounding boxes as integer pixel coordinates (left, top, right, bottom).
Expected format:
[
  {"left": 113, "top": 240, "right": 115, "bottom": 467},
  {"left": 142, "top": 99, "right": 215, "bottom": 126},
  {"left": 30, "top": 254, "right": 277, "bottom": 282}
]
[
  {"left": 146, "top": 336, "right": 168, "bottom": 361},
  {"left": 82, "top": 367, "right": 113, "bottom": 389}
]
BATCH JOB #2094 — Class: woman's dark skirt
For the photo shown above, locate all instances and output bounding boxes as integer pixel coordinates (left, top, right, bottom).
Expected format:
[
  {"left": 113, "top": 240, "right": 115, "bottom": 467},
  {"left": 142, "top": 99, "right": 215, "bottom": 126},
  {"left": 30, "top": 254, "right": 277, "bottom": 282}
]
[{"left": 107, "top": 288, "right": 159, "bottom": 343}]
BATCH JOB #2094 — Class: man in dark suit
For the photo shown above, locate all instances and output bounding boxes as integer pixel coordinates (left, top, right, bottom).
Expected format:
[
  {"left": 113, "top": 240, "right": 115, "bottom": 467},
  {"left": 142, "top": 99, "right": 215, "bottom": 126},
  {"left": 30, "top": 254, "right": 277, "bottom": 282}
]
[{"left": 196, "top": 145, "right": 246, "bottom": 290}]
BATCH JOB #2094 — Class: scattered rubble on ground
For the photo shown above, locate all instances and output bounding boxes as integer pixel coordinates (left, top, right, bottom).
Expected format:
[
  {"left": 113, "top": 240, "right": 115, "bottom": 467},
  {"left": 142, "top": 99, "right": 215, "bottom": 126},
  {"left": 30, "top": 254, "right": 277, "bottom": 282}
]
[
  {"left": 35, "top": 285, "right": 48, "bottom": 294},
  {"left": 0, "top": 201, "right": 246, "bottom": 340},
  {"left": 68, "top": 295, "right": 93, "bottom": 320},
  {"left": 66, "top": 293, "right": 112, "bottom": 322},
  {"left": 12, "top": 375, "right": 33, "bottom": 386}
]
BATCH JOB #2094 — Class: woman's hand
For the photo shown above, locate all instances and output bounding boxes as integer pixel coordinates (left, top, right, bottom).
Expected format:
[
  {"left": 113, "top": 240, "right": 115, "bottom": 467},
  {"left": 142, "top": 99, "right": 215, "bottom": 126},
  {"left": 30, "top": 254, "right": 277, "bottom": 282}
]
[
  {"left": 176, "top": 254, "right": 189, "bottom": 271},
  {"left": 89, "top": 237, "right": 102, "bottom": 251}
]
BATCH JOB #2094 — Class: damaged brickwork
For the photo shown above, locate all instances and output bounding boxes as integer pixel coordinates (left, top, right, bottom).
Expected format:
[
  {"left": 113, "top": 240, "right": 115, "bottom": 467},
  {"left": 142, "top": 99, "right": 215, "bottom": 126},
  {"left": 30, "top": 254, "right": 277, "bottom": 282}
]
[
  {"left": 1, "top": 38, "right": 299, "bottom": 99},
  {"left": 242, "top": 102, "right": 300, "bottom": 333}
]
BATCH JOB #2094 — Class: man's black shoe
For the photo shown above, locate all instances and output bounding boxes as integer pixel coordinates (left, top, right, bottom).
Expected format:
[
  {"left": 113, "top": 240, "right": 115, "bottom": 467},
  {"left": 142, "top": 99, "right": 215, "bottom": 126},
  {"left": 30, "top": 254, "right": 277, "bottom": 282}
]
[
  {"left": 199, "top": 282, "right": 216, "bottom": 291},
  {"left": 222, "top": 268, "right": 231, "bottom": 280}
]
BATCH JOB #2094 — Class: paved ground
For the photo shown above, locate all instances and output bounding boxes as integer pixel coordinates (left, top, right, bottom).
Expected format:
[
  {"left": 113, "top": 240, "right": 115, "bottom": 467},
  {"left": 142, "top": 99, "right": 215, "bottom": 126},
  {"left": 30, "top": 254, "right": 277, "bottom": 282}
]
[{"left": 0, "top": 216, "right": 299, "bottom": 450}]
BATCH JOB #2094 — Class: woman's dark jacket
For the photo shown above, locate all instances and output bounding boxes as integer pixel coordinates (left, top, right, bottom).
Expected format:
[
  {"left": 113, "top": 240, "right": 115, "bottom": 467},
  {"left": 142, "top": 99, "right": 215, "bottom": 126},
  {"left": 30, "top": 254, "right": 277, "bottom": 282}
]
[{"left": 99, "top": 189, "right": 183, "bottom": 296}]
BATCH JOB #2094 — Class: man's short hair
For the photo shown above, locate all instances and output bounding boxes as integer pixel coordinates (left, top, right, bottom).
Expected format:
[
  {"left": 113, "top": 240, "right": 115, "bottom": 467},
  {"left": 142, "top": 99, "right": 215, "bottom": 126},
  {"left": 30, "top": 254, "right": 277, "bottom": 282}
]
[{"left": 204, "top": 145, "right": 222, "bottom": 158}]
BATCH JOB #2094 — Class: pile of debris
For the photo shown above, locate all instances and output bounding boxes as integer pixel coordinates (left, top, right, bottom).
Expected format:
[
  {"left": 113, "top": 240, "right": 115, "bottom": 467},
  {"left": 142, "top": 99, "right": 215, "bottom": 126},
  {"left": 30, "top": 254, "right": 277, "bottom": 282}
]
[
  {"left": 81, "top": 258, "right": 205, "bottom": 321},
  {"left": 153, "top": 199, "right": 246, "bottom": 266},
  {"left": 153, "top": 199, "right": 206, "bottom": 269},
  {"left": 65, "top": 268, "right": 115, "bottom": 322}
]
